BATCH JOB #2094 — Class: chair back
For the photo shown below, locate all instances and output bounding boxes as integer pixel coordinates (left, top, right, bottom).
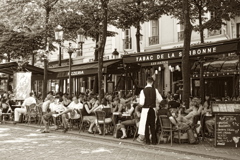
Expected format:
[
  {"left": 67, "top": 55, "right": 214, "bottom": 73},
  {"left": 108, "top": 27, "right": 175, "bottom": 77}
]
[
  {"left": 37, "top": 104, "right": 43, "bottom": 116},
  {"left": 102, "top": 108, "right": 112, "bottom": 118},
  {"left": 26, "top": 103, "right": 37, "bottom": 117},
  {"left": 192, "top": 115, "right": 200, "bottom": 125},
  {"left": 159, "top": 115, "right": 172, "bottom": 130},
  {"left": 95, "top": 110, "right": 106, "bottom": 124}
]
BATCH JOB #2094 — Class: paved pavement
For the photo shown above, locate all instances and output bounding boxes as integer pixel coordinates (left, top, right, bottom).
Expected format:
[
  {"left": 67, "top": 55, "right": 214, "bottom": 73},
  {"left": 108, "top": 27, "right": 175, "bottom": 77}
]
[{"left": 0, "top": 125, "right": 227, "bottom": 160}]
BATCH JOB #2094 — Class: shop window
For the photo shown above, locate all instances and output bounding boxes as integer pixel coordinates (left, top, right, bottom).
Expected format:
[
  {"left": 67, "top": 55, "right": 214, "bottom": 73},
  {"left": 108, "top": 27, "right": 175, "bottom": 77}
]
[
  {"left": 149, "top": 20, "right": 159, "bottom": 45},
  {"left": 237, "top": 23, "right": 240, "bottom": 38}
]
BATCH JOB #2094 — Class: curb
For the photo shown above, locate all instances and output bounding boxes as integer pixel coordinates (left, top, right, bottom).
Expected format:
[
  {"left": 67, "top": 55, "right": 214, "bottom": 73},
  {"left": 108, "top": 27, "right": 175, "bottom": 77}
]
[{"left": 4, "top": 122, "right": 238, "bottom": 160}]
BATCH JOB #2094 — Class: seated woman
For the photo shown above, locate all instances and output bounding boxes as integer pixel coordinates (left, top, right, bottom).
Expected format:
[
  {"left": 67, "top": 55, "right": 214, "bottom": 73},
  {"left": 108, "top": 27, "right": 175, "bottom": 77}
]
[
  {"left": 62, "top": 94, "right": 71, "bottom": 107},
  {"left": 119, "top": 103, "right": 140, "bottom": 139},
  {"left": 94, "top": 98, "right": 112, "bottom": 135},
  {"left": 81, "top": 97, "right": 99, "bottom": 134}
]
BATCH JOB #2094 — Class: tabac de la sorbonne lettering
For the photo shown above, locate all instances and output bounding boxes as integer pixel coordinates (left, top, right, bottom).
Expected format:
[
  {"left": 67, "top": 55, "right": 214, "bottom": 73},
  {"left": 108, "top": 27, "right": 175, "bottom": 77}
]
[{"left": 136, "top": 47, "right": 216, "bottom": 62}]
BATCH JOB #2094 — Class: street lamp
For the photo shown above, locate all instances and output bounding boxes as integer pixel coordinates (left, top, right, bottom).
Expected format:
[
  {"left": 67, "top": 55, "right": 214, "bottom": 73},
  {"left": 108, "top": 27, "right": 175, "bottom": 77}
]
[
  {"left": 68, "top": 43, "right": 74, "bottom": 95},
  {"left": 54, "top": 25, "right": 64, "bottom": 66},
  {"left": 112, "top": 48, "right": 119, "bottom": 59},
  {"left": 77, "top": 28, "right": 85, "bottom": 56}
]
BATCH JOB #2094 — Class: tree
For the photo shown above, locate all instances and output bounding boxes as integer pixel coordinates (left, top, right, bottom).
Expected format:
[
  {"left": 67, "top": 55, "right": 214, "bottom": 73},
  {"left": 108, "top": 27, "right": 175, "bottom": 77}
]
[
  {"left": 182, "top": 0, "right": 193, "bottom": 108},
  {"left": 110, "top": 0, "right": 167, "bottom": 52}
]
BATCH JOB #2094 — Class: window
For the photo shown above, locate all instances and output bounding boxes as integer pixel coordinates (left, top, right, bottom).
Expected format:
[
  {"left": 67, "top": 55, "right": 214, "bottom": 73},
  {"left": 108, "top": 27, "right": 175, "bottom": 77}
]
[
  {"left": 123, "top": 29, "right": 132, "bottom": 49},
  {"left": 149, "top": 20, "right": 159, "bottom": 45},
  {"left": 237, "top": 23, "right": 240, "bottom": 38},
  {"left": 178, "top": 24, "right": 184, "bottom": 42}
]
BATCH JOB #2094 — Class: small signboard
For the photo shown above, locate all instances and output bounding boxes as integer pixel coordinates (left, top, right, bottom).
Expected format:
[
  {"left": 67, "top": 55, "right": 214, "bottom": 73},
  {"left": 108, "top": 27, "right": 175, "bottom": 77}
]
[{"left": 215, "top": 114, "right": 240, "bottom": 148}]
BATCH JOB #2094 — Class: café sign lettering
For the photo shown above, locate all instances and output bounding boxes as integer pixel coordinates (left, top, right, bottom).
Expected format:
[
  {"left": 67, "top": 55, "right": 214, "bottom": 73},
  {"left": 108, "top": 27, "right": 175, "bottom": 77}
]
[
  {"left": 136, "top": 47, "right": 216, "bottom": 62},
  {"left": 68, "top": 71, "right": 84, "bottom": 76}
]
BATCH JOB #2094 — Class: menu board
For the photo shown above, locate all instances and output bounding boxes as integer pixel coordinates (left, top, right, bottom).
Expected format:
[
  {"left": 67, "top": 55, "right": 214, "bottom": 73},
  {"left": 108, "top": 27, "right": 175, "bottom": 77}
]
[
  {"left": 211, "top": 101, "right": 240, "bottom": 113},
  {"left": 215, "top": 114, "right": 240, "bottom": 147},
  {"left": 13, "top": 72, "right": 32, "bottom": 100}
]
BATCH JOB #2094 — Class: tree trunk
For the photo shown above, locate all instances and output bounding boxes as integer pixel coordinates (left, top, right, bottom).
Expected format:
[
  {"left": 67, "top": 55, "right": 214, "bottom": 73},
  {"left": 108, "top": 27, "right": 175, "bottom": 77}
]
[
  {"left": 98, "top": 0, "right": 108, "bottom": 102},
  {"left": 43, "top": 4, "right": 51, "bottom": 100},
  {"left": 136, "top": 22, "right": 141, "bottom": 52},
  {"left": 198, "top": 6, "right": 205, "bottom": 104},
  {"left": 182, "top": 0, "right": 193, "bottom": 108}
]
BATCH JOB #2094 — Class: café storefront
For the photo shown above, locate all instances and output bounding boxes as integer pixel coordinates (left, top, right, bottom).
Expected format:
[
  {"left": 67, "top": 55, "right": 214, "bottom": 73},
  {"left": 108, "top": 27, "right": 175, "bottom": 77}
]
[
  {"left": 49, "top": 59, "right": 123, "bottom": 96},
  {"left": 123, "top": 38, "right": 240, "bottom": 98}
]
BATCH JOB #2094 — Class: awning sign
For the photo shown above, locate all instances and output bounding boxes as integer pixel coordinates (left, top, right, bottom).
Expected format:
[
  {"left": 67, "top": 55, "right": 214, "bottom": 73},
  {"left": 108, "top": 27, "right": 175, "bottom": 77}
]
[{"left": 123, "top": 42, "right": 238, "bottom": 63}]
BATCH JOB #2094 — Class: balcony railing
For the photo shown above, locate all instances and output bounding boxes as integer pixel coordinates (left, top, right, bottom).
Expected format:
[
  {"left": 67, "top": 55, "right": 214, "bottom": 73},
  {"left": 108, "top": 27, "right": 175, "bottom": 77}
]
[
  {"left": 178, "top": 31, "right": 184, "bottom": 42},
  {"left": 149, "top": 36, "right": 159, "bottom": 45},
  {"left": 123, "top": 38, "right": 132, "bottom": 49},
  {"left": 208, "top": 30, "right": 221, "bottom": 37}
]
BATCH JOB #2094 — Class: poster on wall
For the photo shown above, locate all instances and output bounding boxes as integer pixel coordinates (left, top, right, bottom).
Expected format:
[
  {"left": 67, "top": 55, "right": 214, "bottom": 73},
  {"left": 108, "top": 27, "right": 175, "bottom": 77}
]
[{"left": 13, "top": 72, "right": 32, "bottom": 100}]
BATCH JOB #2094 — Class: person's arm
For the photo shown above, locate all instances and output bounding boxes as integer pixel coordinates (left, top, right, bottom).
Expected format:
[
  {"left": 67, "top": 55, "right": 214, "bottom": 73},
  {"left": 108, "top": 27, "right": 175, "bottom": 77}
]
[
  {"left": 139, "top": 90, "right": 145, "bottom": 106},
  {"left": 128, "top": 105, "right": 134, "bottom": 115},
  {"left": 155, "top": 89, "right": 163, "bottom": 104}
]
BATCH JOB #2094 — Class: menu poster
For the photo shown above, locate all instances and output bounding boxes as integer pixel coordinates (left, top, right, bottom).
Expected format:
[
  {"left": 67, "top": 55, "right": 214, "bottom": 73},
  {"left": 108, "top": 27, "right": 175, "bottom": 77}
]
[
  {"left": 211, "top": 102, "right": 240, "bottom": 113},
  {"left": 13, "top": 72, "right": 32, "bottom": 100},
  {"left": 215, "top": 114, "right": 240, "bottom": 147}
]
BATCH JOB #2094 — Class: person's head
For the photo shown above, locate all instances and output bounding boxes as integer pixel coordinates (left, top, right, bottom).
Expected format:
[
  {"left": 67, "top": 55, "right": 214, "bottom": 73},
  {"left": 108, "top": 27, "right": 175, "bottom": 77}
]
[
  {"left": 160, "top": 99, "right": 168, "bottom": 109},
  {"left": 101, "top": 98, "right": 107, "bottom": 106},
  {"left": 78, "top": 93, "right": 85, "bottom": 102},
  {"left": 173, "top": 94, "right": 179, "bottom": 101},
  {"left": 205, "top": 95, "right": 210, "bottom": 101},
  {"left": 146, "top": 77, "right": 154, "bottom": 85},
  {"left": 48, "top": 91, "right": 54, "bottom": 95},
  {"left": 90, "top": 95, "right": 98, "bottom": 103},
  {"left": 72, "top": 96, "right": 79, "bottom": 104},
  {"left": 113, "top": 97, "right": 120, "bottom": 105},
  {"left": 53, "top": 96, "right": 60, "bottom": 104},
  {"left": 46, "top": 94, "right": 54, "bottom": 102},
  {"left": 29, "top": 92, "right": 34, "bottom": 97}
]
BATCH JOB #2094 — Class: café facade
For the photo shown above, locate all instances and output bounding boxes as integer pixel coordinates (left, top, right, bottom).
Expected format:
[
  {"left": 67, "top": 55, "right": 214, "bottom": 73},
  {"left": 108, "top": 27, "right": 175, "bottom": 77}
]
[{"left": 122, "top": 38, "right": 240, "bottom": 99}]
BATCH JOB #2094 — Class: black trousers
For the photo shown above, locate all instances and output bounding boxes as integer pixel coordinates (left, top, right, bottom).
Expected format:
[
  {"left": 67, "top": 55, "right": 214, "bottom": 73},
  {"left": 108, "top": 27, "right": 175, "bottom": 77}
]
[{"left": 145, "top": 108, "right": 157, "bottom": 144}]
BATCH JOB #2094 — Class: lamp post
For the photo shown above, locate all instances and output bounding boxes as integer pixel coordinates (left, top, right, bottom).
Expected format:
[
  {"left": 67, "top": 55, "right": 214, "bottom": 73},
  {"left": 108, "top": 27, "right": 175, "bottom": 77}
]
[
  {"left": 68, "top": 43, "right": 74, "bottom": 95},
  {"left": 77, "top": 28, "right": 85, "bottom": 56},
  {"left": 54, "top": 25, "right": 64, "bottom": 66}
]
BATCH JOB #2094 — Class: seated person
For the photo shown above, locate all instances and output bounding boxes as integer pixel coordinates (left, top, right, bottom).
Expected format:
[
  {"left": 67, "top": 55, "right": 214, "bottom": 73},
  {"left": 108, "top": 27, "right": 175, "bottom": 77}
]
[
  {"left": 62, "top": 94, "right": 71, "bottom": 107},
  {"left": 81, "top": 97, "right": 99, "bottom": 134},
  {"left": 119, "top": 104, "right": 141, "bottom": 139},
  {"left": 205, "top": 117, "right": 215, "bottom": 138},
  {"left": 95, "top": 98, "right": 112, "bottom": 135},
  {"left": 41, "top": 97, "right": 66, "bottom": 133},
  {"left": 0, "top": 99, "right": 11, "bottom": 123},
  {"left": 14, "top": 92, "right": 36, "bottom": 124},
  {"left": 54, "top": 96, "right": 83, "bottom": 133},
  {"left": 176, "top": 104, "right": 199, "bottom": 130},
  {"left": 42, "top": 94, "right": 54, "bottom": 114},
  {"left": 168, "top": 94, "right": 180, "bottom": 113}
]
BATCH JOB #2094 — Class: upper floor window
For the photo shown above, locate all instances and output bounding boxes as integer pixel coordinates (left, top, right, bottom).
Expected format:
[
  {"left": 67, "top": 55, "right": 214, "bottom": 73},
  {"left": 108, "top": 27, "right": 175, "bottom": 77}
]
[
  {"left": 149, "top": 20, "right": 159, "bottom": 45},
  {"left": 178, "top": 24, "right": 184, "bottom": 42},
  {"left": 123, "top": 29, "right": 132, "bottom": 49}
]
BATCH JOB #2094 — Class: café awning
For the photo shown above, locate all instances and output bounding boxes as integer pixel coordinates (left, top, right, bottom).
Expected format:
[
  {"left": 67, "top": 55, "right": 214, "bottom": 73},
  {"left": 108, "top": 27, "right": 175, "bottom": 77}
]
[
  {"left": 49, "top": 59, "right": 122, "bottom": 78},
  {"left": 0, "top": 62, "right": 54, "bottom": 75},
  {"left": 123, "top": 38, "right": 240, "bottom": 64}
]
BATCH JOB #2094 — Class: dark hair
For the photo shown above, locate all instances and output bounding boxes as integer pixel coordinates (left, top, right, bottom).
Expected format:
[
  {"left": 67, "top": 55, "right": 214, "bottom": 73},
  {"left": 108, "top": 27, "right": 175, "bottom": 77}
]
[
  {"left": 59, "top": 98, "right": 63, "bottom": 102},
  {"left": 29, "top": 92, "right": 34, "bottom": 97},
  {"left": 146, "top": 77, "right": 154, "bottom": 83},
  {"left": 173, "top": 94, "right": 179, "bottom": 101},
  {"left": 101, "top": 98, "right": 107, "bottom": 106},
  {"left": 48, "top": 91, "right": 54, "bottom": 95}
]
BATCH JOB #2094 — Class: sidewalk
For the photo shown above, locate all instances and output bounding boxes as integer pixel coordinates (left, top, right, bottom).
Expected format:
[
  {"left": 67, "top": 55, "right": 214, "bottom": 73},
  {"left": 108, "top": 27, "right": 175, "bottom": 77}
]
[{"left": 4, "top": 121, "right": 240, "bottom": 160}]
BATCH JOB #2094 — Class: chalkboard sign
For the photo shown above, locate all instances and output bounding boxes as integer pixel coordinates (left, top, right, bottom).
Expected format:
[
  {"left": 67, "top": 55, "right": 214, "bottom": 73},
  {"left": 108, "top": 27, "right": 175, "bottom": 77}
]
[{"left": 215, "top": 114, "right": 240, "bottom": 147}]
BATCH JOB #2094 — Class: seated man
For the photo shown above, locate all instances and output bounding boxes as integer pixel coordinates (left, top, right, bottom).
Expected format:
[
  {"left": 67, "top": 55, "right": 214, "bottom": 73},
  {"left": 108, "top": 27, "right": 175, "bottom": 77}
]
[
  {"left": 0, "top": 99, "right": 11, "bottom": 123},
  {"left": 14, "top": 92, "right": 36, "bottom": 124},
  {"left": 119, "top": 104, "right": 141, "bottom": 139},
  {"left": 54, "top": 96, "right": 83, "bottom": 133},
  {"left": 42, "top": 94, "right": 54, "bottom": 114},
  {"left": 41, "top": 96, "right": 66, "bottom": 133}
]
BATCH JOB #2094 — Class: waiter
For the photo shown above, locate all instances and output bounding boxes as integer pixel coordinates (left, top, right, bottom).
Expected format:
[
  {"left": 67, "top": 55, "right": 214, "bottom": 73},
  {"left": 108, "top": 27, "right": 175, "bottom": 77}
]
[{"left": 138, "top": 77, "right": 162, "bottom": 145}]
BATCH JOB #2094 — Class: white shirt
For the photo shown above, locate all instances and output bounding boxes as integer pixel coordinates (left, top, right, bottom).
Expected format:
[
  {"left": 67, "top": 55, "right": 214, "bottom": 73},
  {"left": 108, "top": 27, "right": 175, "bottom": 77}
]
[
  {"left": 49, "top": 103, "right": 66, "bottom": 113},
  {"left": 67, "top": 101, "right": 83, "bottom": 110},
  {"left": 139, "top": 84, "right": 162, "bottom": 106},
  {"left": 22, "top": 96, "right": 36, "bottom": 108}
]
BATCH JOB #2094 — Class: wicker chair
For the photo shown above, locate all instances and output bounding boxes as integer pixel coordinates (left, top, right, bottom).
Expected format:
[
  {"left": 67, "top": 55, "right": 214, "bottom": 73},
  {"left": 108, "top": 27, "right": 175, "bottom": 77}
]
[{"left": 25, "top": 103, "right": 37, "bottom": 125}]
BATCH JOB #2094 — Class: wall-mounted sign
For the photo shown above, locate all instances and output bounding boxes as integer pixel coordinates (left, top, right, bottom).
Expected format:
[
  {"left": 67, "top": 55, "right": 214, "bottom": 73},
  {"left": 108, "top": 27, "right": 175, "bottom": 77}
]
[{"left": 123, "top": 42, "right": 238, "bottom": 63}]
